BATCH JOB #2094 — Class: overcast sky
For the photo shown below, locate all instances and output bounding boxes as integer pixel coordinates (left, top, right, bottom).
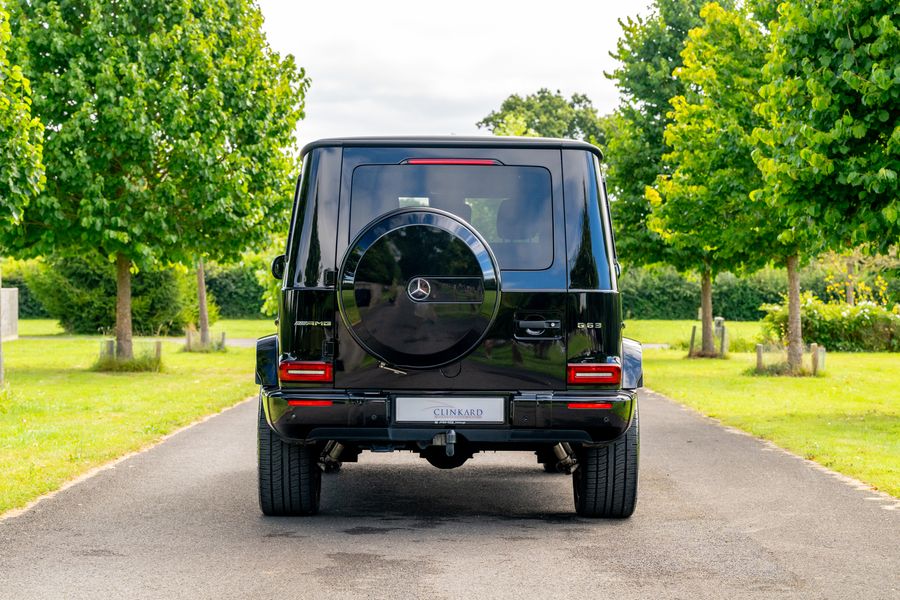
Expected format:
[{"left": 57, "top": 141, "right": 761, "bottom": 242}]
[{"left": 256, "top": 0, "right": 653, "bottom": 148}]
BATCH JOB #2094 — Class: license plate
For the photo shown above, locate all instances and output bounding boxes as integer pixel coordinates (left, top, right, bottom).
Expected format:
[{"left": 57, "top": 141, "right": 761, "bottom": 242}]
[{"left": 394, "top": 397, "right": 505, "bottom": 424}]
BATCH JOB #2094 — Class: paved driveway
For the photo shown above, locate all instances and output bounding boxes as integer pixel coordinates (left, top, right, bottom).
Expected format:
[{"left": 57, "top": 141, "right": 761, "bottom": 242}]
[{"left": 0, "top": 390, "right": 897, "bottom": 599}]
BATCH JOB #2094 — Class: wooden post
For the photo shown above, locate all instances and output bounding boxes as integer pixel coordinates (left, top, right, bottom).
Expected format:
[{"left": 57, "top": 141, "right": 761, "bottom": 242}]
[
  {"left": 819, "top": 346, "right": 826, "bottom": 372},
  {"left": 810, "top": 343, "right": 819, "bottom": 375},
  {"left": 105, "top": 339, "right": 115, "bottom": 359},
  {"left": 154, "top": 341, "right": 162, "bottom": 360},
  {"left": 688, "top": 325, "right": 697, "bottom": 358},
  {"left": 756, "top": 344, "right": 764, "bottom": 372},
  {"left": 220, "top": 332, "right": 226, "bottom": 349}
]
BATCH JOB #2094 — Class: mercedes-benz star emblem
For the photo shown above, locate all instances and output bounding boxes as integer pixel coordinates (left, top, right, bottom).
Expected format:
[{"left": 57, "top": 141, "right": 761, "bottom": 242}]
[{"left": 407, "top": 277, "right": 432, "bottom": 302}]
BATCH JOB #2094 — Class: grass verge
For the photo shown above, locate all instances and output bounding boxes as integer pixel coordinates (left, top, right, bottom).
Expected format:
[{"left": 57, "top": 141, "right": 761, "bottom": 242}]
[
  {"left": 644, "top": 348, "right": 900, "bottom": 497},
  {"left": 211, "top": 318, "right": 276, "bottom": 340},
  {"left": 0, "top": 338, "right": 257, "bottom": 515},
  {"left": 624, "top": 319, "right": 763, "bottom": 351}
]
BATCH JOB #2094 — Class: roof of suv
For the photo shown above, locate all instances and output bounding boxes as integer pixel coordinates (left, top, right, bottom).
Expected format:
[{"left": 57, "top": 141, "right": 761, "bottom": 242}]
[{"left": 300, "top": 136, "right": 603, "bottom": 159}]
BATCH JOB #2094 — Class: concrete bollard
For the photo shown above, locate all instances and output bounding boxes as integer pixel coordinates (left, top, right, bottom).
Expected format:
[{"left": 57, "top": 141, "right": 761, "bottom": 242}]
[{"left": 756, "top": 344, "right": 764, "bottom": 372}]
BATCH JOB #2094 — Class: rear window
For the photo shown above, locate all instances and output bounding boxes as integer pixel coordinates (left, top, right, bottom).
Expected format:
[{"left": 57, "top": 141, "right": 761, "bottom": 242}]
[{"left": 350, "top": 164, "right": 553, "bottom": 270}]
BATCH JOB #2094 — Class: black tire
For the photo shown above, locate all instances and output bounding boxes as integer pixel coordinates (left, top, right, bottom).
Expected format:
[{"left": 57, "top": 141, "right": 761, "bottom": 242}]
[
  {"left": 258, "top": 399, "right": 321, "bottom": 516},
  {"left": 573, "top": 409, "right": 639, "bottom": 518}
]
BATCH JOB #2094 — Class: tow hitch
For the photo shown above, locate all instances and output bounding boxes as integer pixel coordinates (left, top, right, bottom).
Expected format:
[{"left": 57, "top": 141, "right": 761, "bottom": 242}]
[{"left": 430, "top": 429, "right": 457, "bottom": 457}]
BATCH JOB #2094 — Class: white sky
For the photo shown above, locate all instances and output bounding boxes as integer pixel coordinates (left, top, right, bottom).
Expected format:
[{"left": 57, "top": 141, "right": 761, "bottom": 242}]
[{"left": 256, "top": 0, "right": 653, "bottom": 149}]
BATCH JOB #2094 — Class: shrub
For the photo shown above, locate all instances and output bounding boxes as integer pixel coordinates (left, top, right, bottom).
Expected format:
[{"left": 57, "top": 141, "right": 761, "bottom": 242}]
[
  {"left": 762, "top": 293, "right": 900, "bottom": 352},
  {"left": 206, "top": 261, "right": 266, "bottom": 317},
  {"left": 1, "top": 258, "right": 49, "bottom": 317},
  {"left": 25, "top": 255, "right": 217, "bottom": 335},
  {"left": 620, "top": 265, "right": 699, "bottom": 319}
]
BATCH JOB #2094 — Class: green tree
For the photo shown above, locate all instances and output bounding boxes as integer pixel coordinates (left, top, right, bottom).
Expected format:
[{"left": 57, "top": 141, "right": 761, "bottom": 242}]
[
  {"left": 604, "top": 0, "right": 724, "bottom": 267},
  {"left": 648, "top": 2, "right": 769, "bottom": 355},
  {"left": 6, "top": 0, "right": 307, "bottom": 359},
  {"left": 477, "top": 88, "right": 604, "bottom": 142},
  {"left": 753, "top": 0, "right": 900, "bottom": 370},
  {"left": 176, "top": 1, "right": 306, "bottom": 346},
  {"left": 0, "top": 3, "right": 44, "bottom": 383}
]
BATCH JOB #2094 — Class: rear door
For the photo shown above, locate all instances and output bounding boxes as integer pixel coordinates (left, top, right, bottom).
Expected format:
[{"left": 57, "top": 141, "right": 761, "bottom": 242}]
[{"left": 333, "top": 146, "right": 568, "bottom": 391}]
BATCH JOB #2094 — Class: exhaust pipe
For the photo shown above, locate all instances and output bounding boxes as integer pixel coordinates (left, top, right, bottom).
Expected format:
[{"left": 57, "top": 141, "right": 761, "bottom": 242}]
[{"left": 551, "top": 442, "right": 578, "bottom": 474}]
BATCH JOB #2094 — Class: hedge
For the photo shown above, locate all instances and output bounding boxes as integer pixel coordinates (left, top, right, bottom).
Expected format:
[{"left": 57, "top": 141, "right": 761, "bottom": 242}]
[
  {"left": 24, "top": 255, "right": 217, "bottom": 335},
  {"left": 206, "top": 261, "right": 266, "bottom": 318},
  {"left": 620, "top": 265, "right": 831, "bottom": 321}
]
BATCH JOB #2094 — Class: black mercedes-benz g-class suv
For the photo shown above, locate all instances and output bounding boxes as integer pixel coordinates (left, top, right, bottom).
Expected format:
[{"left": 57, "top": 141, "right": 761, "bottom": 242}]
[{"left": 256, "top": 137, "right": 642, "bottom": 518}]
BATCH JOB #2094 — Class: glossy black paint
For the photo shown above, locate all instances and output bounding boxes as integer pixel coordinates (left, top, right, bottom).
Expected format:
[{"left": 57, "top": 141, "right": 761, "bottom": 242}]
[
  {"left": 622, "top": 337, "right": 643, "bottom": 390},
  {"left": 562, "top": 149, "right": 615, "bottom": 290},
  {"left": 337, "top": 208, "right": 500, "bottom": 370},
  {"left": 261, "top": 388, "right": 635, "bottom": 446},
  {"left": 257, "top": 137, "right": 643, "bottom": 448},
  {"left": 255, "top": 334, "right": 278, "bottom": 386}
]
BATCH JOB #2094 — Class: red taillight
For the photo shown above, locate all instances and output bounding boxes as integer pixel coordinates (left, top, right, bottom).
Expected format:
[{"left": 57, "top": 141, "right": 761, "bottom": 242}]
[
  {"left": 567, "top": 402, "right": 613, "bottom": 410},
  {"left": 287, "top": 399, "right": 333, "bottom": 407},
  {"left": 567, "top": 364, "right": 621, "bottom": 385},
  {"left": 405, "top": 158, "right": 498, "bottom": 166},
  {"left": 279, "top": 361, "right": 333, "bottom": 383}
]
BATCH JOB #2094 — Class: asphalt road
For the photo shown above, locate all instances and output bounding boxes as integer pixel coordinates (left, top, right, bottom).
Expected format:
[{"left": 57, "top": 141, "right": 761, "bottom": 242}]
[{"left": 1, "top": 390, "right": 897, "bottom": 599}]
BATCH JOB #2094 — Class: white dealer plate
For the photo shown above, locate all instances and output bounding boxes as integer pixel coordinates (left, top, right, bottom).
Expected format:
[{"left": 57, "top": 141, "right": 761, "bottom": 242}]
[{"left": 394, "top": 397, "right": 505, "bottom": 424}]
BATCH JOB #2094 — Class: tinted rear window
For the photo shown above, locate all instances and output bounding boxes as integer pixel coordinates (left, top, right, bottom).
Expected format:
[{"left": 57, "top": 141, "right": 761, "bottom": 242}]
[{"left": 350, "top": 165, "right": 553, "bottom": 270}]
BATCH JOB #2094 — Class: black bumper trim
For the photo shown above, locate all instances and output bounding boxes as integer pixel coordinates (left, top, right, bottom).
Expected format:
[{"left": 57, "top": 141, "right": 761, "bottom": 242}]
[{"left": 261, "top": 388, "right": 636, "bottom": 445}]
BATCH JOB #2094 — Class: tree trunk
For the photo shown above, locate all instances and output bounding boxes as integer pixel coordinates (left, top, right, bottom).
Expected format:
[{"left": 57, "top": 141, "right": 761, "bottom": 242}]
[
  {"left": 700, "top": 268, "right": 715, "bottom": 356},
  {"left": 845, "top": 259, "right": 855, "bottom": 306},
  {"left": 786, "top": 254, "right": 803, "bottom": 374},
  {"left": 0, "top": 266, "right": 4, "bottom": 384},
  {"left": 197, "top": 258, "right": 210, "bottom": 347},
  {"left": 115, "top": 253, "right": 134, "bottom": 360}
]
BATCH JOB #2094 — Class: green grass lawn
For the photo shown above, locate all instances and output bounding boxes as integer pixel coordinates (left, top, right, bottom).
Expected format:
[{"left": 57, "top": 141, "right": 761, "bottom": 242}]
[
  {"left": 0, "top": 338, "right": 258, "bottom": 514},
  {"left": 17, "top": 318, "right": 277, "bottom": 340},
  {"left": 211, "top": 318, "right": 277, "bottom": 339},
  {"left": 16, "top": 319, "right": 65, "bottom": 336},
  {"left": 624, "top": 319, "right": 764, "bottom": 350},
  {"left": 644, "top": 348, "right": 900, "bottom": 497}
]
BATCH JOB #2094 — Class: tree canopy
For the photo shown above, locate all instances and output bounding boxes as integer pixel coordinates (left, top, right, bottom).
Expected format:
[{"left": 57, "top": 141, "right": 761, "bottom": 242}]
[
  {"left": 477, "top": 88, "right": 603, "bottom": 142},
  {"left": 603, "top": 0, "right": 722, "bottom": 267},
  {"left": 0, "top": 4, "right": 42, "bottom": 226},
  {"left": 753, "top": 0, "right": 900, "bottom": 253},
  {"left": 649, "top": 2, "right": 769, "bottom": 277},
  {"left": 5, "top": 0, "right": 308, "bottom": 358}
]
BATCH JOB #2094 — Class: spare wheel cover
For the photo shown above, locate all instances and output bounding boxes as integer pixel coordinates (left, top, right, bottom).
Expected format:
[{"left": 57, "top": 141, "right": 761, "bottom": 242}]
[{"left": 338, "top": 208, "right": 501, "bottom": 370}]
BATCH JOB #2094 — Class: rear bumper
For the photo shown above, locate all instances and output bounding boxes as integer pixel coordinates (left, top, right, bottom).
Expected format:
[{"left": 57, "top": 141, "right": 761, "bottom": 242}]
[{"left": 261, "top": 388, "right": 636, "bottom": 446}]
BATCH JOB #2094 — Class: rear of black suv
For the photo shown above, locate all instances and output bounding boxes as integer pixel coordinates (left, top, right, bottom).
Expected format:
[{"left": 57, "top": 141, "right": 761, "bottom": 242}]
[{"left": 256, "top": 137, "right": 642, "bottom": 517}]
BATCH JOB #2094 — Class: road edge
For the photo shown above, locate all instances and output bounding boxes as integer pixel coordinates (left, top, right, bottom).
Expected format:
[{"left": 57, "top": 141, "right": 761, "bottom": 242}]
[
  {"left": 642, "top": 387, "right": 900, "bottom": 509},
  {"left": 0, "top": 395, "right": 257, "bottom": 524}
]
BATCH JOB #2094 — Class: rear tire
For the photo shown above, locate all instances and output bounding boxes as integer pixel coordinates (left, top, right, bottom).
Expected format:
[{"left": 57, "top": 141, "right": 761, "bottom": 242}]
[
  {"left": 258, "top": 399, "right": 321, "bottom": 516},
  {"left": 573, "top": 408, "right": 639, "bottom": 518}
]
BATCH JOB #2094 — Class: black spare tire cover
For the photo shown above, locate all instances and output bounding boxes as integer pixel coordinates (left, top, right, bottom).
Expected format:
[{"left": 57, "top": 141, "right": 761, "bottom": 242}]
[{"left": 338, "top": 208, "right": 501, "bottom": 369}]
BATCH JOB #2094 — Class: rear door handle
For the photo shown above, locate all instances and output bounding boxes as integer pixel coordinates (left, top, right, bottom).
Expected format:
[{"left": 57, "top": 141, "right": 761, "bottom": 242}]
[{"left": 516, "top": 320, "right": 561, "bottom": 330}]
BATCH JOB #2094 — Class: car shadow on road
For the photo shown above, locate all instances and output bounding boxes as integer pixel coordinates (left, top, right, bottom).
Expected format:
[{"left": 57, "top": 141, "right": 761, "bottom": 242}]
[{"left": 254, "top": 461, "right": 631, "bottom": 534}]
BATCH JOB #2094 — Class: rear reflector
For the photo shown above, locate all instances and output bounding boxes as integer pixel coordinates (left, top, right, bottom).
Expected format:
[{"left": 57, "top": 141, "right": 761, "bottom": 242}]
[
  {"left": 405, "top": 158, "right": 498, "bottom": 166},
  {"left": 279, "top": 361, "right": 333, "bottom": 383},
  {"left": 287, "top": 399, "right": 333, "bottom": 407},
  {"left": 567, "top": 402, "right": 613, "bottom": 410},
  {"left": 567, "top": 364, "right": 621, "bottom": 385}
]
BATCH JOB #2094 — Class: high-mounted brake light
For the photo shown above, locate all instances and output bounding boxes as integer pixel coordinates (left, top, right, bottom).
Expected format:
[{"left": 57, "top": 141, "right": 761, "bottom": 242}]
[
  {"left": 405, "top": 158, "right": 498, "bottom": 166},
  {"left": 567, "top": 364, "right": 621, "bottom": 385},
  {"left": 279, "top": 361, "right": 333, "bottom": 383},
  {"left": 287, "top": 399, "right": 334, "bottom": 407}
]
